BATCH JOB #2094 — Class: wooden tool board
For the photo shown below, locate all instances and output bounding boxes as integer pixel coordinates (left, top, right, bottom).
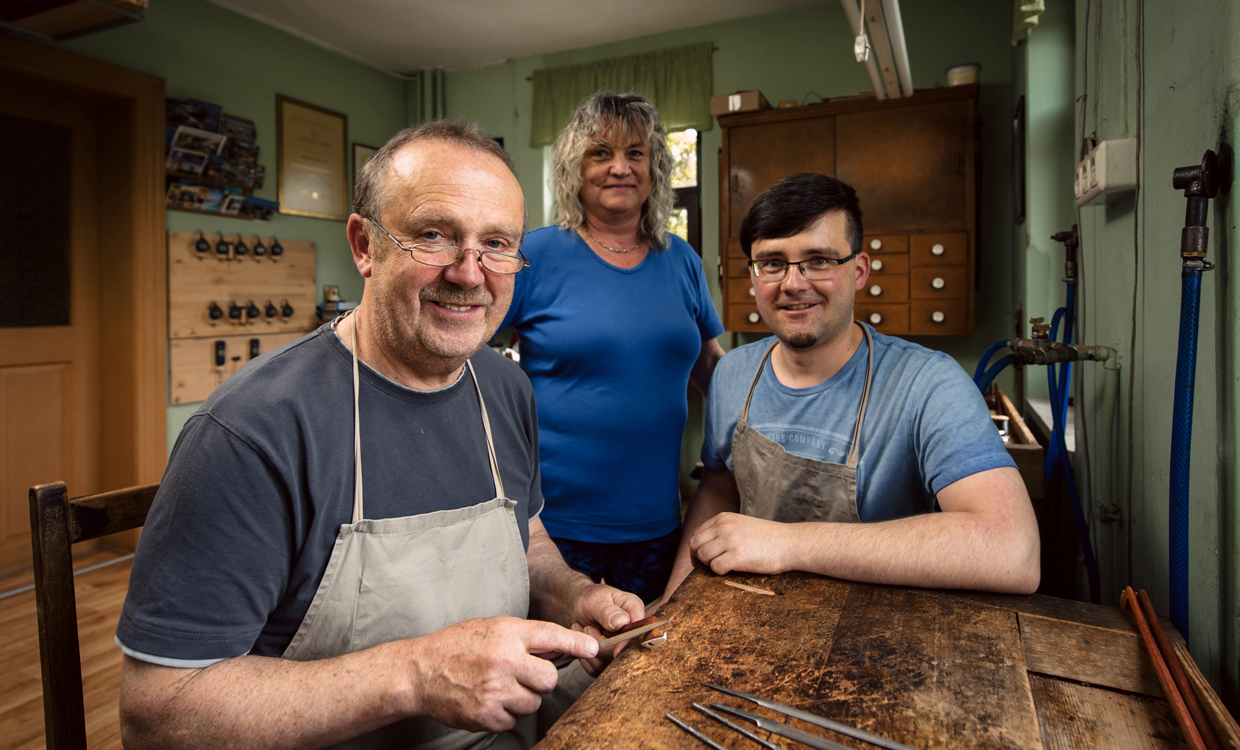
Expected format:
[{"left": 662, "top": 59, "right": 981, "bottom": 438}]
[{"left": 167, "top": 230, "right": 318, "bottom": 404}]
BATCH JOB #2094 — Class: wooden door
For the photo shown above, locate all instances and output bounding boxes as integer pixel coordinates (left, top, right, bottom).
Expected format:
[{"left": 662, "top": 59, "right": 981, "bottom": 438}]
[
  {"left": 0, "top": 81, "right": 101, "bottom": 575},
  {"left": 726, "top": 116, "right": 836, "bottom": 239},
  {"left": 835, "top": 100, "right": 972, "bottom": 233}
]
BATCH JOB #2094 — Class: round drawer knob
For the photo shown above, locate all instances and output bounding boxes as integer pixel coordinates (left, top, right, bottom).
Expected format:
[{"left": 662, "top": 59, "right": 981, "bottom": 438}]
[
  {"left": 932, "top": 277, "right": 946, "bottom": 289},
  {"left": 931, "top": 311, "right": 946, "bottom": 323},
  {"left": 748, "top": 312, "right": 760, "bottom": 323},
  {"left": 869, "top": 313, "right": 883, "bottom": 325},
  {"left": 869, "top": 285, "right": 882, "bottom": 297},
  {"left": 931, "top": 243, "right": 946, "bottom": 256},
  {"left": 871, "top": 259, "right": 884, "bottom": 271},
  {"left": 747, "top": 287, "right": 756, "bottom": 297},
  {"left": 870, "top": 238, "right": 882, "bottom": 250}
]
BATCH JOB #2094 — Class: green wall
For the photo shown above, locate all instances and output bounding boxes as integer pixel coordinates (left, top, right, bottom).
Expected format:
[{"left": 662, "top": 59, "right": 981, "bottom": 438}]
[
  {"left": 445, "top": 1, "right": 1019, "bottom": 485},
  {"left": 58, "top": 0, "right": 409, "bottom": 449},
  {"left": 1018, "top": 0, "right": 1239, "bottom": 704},
  {"left": 1013, "top": 1, "right": 1079, "bottom": 402}
]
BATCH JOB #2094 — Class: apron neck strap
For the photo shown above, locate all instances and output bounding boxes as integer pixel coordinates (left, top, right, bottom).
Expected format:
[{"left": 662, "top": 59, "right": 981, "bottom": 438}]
[
  {"left": 845, "top": 323, "right": 876, "bottom": 469},
  {"left": 350, "top": 311, "right": 365, "bottom": 523},
  {"left": 466, "top": 361, "right": 506, "bottom": 499},
  {"left": 738, "top": 324, "right": 876, "bottom": 470},
  {"left": 738, "top": 340, "right": 780, "bottom": 425},
  {"left": 349, "top": 312, "right": 507, "bottom": 523}
]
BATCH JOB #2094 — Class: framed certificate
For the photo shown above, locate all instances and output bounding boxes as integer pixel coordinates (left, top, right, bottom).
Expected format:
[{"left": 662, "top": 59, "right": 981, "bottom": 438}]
[{"left": 276, "top": 95, "right": 348, "bottom": 220}]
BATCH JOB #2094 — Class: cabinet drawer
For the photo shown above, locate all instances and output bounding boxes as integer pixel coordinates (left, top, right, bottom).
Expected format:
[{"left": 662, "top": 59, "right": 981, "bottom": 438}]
[
  {"left": 726, "top": 255, "right": 754, "bottom": 278},
  {"left": 726, "top": 303, "right": 769, "bottom": 331},
  {"left": 867, "top": 254, "right": 909, "bottom": 275},
  {"left": 910, "top": 266, "right": 967, "bottom": 300},
  {"left": 726, "top": 279, "right": 759, "bottom": 304},
  {"left": 909, "top": 300, "right": 970, "bottom": 335},
  {"left": 862, "top": 234, "right": 908, "bottom": 254},
  {"left": 854, "top": 303, "right": 909, "bottom": 335},
  {"left": 910, "top": 232, "right": 968, "bottom": 266},
  {"left": 860, "top": 274, "right": 908, "bottom": 303}
]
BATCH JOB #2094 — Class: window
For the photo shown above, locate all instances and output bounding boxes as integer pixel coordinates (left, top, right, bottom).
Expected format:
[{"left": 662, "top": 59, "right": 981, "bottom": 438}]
[{"left": 666, "top": 128, "right": 702, "bottom": 255}]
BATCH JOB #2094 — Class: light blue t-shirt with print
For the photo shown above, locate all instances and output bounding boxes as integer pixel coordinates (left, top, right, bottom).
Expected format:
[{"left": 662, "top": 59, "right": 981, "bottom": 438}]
[{"left": 701, "top": 327, "right": 1016, "bottom": 522}]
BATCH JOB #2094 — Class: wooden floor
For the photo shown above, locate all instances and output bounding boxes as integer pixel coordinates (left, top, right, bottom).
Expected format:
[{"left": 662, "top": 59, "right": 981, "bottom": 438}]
[{"left": 0, "top": 548, "right": 131, "bottom": 750}]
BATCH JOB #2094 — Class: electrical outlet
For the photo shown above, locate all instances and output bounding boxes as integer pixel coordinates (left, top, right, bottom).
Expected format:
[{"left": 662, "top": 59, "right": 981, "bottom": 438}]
[{"left": 1075, "top": 138, "right": 1138, "bottom": 207}]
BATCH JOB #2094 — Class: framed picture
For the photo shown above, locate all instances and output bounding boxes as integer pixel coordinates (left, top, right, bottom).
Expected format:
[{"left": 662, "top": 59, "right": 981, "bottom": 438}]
[
  {"left": 276, "top": 94, "right": 348, "bottom": 220},
  {"left": 220, "top": 114, "right": 257, "bottom": 143},
  {"left": 166, "top": 148, "right": 209, "bottom": 175},
  {"left": 353, "top": 142, "right": 378, "bottom": 187},
  {"left": 171, "top": 125, "right": 227, "bottom": 155}
]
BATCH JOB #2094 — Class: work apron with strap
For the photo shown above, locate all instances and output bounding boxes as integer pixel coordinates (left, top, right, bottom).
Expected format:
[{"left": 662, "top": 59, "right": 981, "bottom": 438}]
[
  {"left": 732, "top": 323, "right": 875, "bottom": 524},
  {"left": 281, "top": 314, "right": 531, "bottom": 750}
]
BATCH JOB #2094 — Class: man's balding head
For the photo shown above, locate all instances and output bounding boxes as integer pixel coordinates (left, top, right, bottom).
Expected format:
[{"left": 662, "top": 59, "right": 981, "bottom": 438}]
[{"left": 353, "top": 119, "right": 520, "bottom": 231}]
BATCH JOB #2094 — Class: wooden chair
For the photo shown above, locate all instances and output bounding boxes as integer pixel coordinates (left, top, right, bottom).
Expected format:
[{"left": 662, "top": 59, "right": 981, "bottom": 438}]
[{"left": 28, "top": 480, "right": 158, "bottom": 750}]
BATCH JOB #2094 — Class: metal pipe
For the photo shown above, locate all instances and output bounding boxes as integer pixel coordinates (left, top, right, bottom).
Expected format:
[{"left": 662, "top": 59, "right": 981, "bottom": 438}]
[
  {"left": 839, "top": 0, "right": 888, "bottom": 100},
  {"left": 879, "top": 0, "right": 914, "bottom": 96},
  {"left": 1097, "top": 349, "right": 1120, "bottom": 602}
]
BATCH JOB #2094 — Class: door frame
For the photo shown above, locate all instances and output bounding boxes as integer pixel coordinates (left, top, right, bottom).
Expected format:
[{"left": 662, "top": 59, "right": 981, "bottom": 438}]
[{"left": 0, "top": 38, "right": 167, "bottom": 511}]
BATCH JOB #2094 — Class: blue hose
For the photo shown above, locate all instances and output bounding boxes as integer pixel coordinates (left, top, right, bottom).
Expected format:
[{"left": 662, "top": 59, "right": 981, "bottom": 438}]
[
  {"left": 974, "top": 341, "right": 1009, "bottom": 384},
  {"left": 976, "top": 355, "right": 1015, "bottom": 393},
  {"left": 1169, "top": 270, "right": 1202, "bottom": 639},
  {"left": 1040, "top": 285, "right": 1098, "bottom": 603}
]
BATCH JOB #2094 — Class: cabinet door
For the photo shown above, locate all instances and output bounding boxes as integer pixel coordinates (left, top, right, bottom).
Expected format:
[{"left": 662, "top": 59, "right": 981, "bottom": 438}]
[
  {"left": 727, "top": 116, "right": 835, "bottom": 238},
  {"left": 835, "top": 100, "right": 972, "bottom": 233}
]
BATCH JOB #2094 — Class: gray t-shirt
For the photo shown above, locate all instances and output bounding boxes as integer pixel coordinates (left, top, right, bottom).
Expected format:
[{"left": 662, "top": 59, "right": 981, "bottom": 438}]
[
  {"left": 116, "top": 324, "right": 543, "bottom": 665},
  {"left": 702, "top": 328, "right": 1015, "bottom": 521}
]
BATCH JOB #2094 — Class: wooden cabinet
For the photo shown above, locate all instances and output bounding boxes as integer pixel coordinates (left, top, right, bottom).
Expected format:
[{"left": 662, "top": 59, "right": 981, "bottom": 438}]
[{"left": 717, "top": 86, "right": 978, "bottom": 335}]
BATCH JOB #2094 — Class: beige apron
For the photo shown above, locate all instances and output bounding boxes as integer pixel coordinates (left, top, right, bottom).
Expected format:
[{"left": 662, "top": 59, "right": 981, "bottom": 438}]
[
  {"left": 281, "top": 316, "right": 530, "bottom": 750},
  {"left": 733, "top": 323, "right": 874, "bottom": 524}
]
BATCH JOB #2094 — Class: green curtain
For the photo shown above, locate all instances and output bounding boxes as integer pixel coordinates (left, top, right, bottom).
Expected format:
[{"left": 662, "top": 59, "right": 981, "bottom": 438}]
[{"left": 530, "top": 42, "right": 713, "bottom": 148}]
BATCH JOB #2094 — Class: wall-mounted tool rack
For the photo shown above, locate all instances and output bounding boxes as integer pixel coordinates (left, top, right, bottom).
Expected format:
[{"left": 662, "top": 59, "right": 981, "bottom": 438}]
[{"left": 167, "top": 230, "right": 318, "bottom": 404}]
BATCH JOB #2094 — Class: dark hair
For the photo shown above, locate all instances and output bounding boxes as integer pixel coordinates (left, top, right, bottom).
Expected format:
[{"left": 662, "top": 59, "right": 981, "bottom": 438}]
[{"left": 738, "top": 173, "right": 863, "bottom": 258}]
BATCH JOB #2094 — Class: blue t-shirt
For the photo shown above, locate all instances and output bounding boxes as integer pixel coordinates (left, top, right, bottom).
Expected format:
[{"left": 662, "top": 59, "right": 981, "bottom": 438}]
[
  {"left": 702, "top": 328, "right": 1015, "bottom": 521},
  {"left": 501, "top": 227, "right": 724, "bottom": 543}
]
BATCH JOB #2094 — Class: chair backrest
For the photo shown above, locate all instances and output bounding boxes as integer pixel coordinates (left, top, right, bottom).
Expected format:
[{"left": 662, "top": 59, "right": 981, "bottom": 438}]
[{"left": 28, "top": 480, "right": 158, "bottom": 750}]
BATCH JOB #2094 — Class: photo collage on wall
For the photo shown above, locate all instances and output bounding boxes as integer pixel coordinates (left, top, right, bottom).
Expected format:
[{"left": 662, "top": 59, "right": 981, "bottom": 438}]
[{"left": 165, "top": 96, "right": 277, "bottom": 220}]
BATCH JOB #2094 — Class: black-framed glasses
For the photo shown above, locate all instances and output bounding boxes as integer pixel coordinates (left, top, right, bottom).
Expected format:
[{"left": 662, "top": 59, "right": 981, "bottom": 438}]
[
  {"left": 365, "top": 216, "right": 530, "bottom": 275},
  {"left": 749, "top": 252, "right": 858, "bottom": 282}
]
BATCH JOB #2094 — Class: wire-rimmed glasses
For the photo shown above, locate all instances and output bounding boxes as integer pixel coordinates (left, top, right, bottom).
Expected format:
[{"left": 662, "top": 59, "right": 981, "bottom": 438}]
[
  {"left": 748, "top": 252, "right": 859, "bottom": 282},
  {"left": 365, "top": 216, "right": 529, "bottom": 274}
]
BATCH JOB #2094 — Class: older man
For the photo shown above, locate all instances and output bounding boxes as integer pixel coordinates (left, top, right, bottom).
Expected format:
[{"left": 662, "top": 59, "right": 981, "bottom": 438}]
[
  {"left": 664, "top": 173, "right": 1040, "bottom": 601},
  {"left": 117, "top": 120, "right": 644, "bottom": 750}
]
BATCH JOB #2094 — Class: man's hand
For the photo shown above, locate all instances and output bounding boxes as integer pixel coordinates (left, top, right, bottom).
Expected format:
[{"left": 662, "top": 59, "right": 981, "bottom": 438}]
[
  {"left": 408, "top": 616, "right": 600, "bottom": 733},
  {"left": 565, "top": 582, "right": 645, "bottom": 675},
  {"left": 689, "top": 512, "right": 795, "bottom": 576}
]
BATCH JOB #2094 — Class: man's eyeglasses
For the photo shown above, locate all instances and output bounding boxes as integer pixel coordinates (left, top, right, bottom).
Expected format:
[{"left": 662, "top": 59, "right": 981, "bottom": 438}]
[
  {"left": 365, "top": 216, "right": 530, "bottom": 275},
  {"left": 748, "top": 253, "right": 858, "bottom": 282}
]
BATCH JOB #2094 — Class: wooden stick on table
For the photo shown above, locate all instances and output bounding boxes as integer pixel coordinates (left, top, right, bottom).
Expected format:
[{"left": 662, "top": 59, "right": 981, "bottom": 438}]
[
  {"left": 1137, "top": 590, "right": 1223, "bottom": 750},
  {"left": 1173, "top": 640, "right": 1240, "bottom": 749},
  {"left": 1122, "top": 586, "right": 1206, "bottom": 750}
]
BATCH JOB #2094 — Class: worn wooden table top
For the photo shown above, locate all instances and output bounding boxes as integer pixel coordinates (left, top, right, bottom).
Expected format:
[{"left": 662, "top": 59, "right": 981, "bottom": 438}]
[{"left": 536, "top": 568, "right": 1190, "bottom": 750}]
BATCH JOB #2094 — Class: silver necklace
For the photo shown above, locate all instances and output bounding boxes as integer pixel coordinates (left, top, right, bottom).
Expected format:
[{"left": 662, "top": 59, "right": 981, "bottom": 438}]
[{"left": 585, "top": 228, "right": 641, "bottom": 254}]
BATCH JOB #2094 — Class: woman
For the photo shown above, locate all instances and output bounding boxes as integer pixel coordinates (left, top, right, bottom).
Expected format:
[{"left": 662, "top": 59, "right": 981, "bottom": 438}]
[{"left": 500, "top": 91, "right": 725, "bottom": 603}]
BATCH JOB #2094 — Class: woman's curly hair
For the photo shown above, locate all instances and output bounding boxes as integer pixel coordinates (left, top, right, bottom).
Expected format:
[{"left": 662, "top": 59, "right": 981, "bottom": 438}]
[{"left": 551, "top": 91, "right": 675, "bottom": 250}]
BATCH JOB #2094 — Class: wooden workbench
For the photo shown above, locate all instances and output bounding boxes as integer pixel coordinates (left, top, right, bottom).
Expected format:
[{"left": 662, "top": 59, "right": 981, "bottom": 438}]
[{"left": 536, "top": 568, "right": 1215, "bottom": 749}]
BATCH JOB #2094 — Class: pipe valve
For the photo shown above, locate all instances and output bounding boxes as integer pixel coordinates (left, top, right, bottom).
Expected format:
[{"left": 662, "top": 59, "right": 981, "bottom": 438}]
[{"left": 1172, "top": 146, "right": 1231, "bottom": 269}]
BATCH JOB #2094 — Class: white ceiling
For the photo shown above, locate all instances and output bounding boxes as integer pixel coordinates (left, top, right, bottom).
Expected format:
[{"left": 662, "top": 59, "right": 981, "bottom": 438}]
[{"left": 206, "top": 0, "right": 827, "bottom": 76}]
